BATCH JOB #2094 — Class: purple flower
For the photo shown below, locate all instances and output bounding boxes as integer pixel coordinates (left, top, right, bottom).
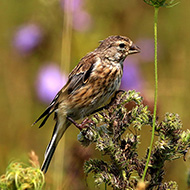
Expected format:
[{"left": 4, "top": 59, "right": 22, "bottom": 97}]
[
  {"left": 136, "top": 38, "right": 155, "bottom": 62},
  {"left": 36, "top": 64, "right": 67, "bottom": 104},
  {"left": 120, "top": 58, "right": 143, "bottom": 91},
  {"left": 60, "top": 0, "right": 92, "bottom": 32},
  {"left": 61, "top": 0, "right": 83, "bottom": 13},
  {"left": 72, "top": 10, "right": 92, "bottom": 31},
  {"left": 13, "top": 23, "right": 43, "bottom": 55}
]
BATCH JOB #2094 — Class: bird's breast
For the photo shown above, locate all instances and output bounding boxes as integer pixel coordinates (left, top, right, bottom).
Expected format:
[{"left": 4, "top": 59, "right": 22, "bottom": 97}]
[{"left": 66, "top": 58, "right": 123, "bottom": 119}]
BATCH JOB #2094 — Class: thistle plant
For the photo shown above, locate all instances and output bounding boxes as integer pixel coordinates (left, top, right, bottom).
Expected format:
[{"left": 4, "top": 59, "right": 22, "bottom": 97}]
[
  {"left": 143, "top": 0, "right": 179, "bottom": 8},
  {"left": 78, "top": 91, "right": 190, "bottom": 189},
  {"left": 77, "top": 0, "right": 189, "bottom": 189}
]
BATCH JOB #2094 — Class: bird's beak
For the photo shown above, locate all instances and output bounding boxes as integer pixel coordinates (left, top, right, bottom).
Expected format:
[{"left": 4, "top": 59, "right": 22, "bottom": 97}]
[{"left": 128, "top": 43, "right": 141, "bottom": 55}]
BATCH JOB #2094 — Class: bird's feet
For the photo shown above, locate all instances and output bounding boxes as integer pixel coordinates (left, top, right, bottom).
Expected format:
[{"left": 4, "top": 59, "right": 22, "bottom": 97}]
[{"left": 67, "top": 117, "right": 89, "bottom": 131}]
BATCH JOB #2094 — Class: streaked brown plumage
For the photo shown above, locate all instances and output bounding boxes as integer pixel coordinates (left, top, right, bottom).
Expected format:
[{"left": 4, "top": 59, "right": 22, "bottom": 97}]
[{"left": 33, "top": 35, "right": 140, "bottom": 173}]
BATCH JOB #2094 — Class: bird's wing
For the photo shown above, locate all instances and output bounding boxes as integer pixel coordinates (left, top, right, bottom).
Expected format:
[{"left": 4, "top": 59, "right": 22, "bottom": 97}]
[
  {"left": 33, "top": 52, "right": 97, "bottom": 128},
  {"left": 66, "top": 52, "right": 97, "bottom": 94}
]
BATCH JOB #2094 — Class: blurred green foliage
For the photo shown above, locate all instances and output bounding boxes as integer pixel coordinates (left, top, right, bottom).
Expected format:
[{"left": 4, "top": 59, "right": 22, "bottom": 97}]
[{"left": 0, "top": 0, "right": 190, "bottom": 189}]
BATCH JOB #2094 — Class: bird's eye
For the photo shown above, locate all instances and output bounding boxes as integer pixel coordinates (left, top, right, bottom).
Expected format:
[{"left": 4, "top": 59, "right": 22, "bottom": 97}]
[{"left": 119, "top": 43, "right": 126, "bottom": 48}]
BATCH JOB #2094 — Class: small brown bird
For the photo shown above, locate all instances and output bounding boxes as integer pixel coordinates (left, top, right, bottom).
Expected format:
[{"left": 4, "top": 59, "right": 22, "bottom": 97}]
[{"left": 33, "top": 35, "right": 140, "bottom": 173}]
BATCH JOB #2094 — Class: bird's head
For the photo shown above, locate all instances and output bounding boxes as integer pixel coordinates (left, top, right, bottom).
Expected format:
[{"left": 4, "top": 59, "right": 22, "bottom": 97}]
[{"left": 98, "top": 35, "right": 140, "bottom": 62}]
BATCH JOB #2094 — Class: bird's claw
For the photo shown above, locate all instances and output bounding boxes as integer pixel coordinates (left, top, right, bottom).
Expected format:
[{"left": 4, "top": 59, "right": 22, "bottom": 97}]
[{"left": 67, "top": 117, "right": 89, "bottom": 131}]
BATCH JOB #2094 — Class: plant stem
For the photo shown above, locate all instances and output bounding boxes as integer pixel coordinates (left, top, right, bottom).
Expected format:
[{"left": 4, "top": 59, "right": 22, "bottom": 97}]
[{"left": 142, "top": 6, "right": 159, "bottom": 181}]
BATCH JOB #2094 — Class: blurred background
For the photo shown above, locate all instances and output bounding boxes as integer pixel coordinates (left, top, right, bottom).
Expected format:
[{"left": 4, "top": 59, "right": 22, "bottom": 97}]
[{"left": 0, "top": 0, "right": 190, "bottom": 189}]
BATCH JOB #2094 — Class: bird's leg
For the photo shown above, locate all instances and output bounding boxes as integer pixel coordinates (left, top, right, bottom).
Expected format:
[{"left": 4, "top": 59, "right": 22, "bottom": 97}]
[
  {"left": 67, "top": 117, "right": 89, "bottom": 131},
  {"left": 91, "top": 90, "right": 125, "bottom": 114}
]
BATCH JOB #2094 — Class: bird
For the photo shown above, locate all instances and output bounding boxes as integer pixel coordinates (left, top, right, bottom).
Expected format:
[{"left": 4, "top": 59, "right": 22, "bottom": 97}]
[{"left": 33, "top": 35, "right": 140, "bottom": 173}]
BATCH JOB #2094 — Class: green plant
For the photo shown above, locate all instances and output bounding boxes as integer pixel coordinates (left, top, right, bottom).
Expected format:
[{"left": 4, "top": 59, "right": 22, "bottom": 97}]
[
  {"left": 142, "top": 0, "right": 180, "bottom": 182},
  {"left": 78, "top": 90, "right": 189, "bottom": 189},
  {"left": 0, "top": 151, "right": 45, "bottom": 190}
]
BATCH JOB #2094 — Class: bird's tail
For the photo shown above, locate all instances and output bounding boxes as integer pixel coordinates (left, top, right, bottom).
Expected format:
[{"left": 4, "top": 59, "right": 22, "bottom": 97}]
[{"left": 41, "top": 119, "right": 71, "bottom": 173}]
